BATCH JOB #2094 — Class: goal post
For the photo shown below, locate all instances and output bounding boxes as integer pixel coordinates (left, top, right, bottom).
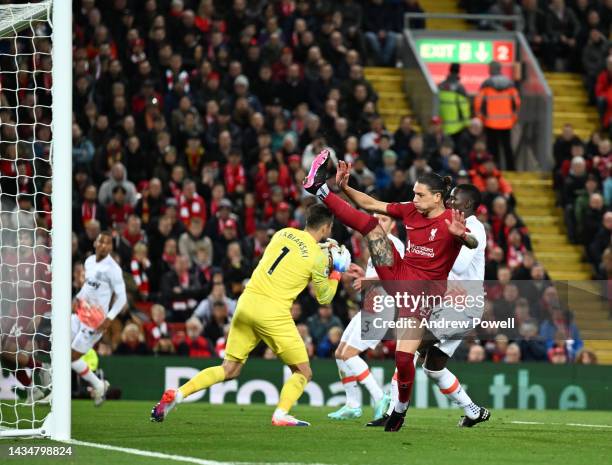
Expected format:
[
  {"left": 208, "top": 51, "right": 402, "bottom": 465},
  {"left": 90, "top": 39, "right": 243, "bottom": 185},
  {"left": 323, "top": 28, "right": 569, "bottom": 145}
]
[
  {"left": 49, "top": 0, "right": 72, "bottom": 442},
  {"left": 0, "top": 0, "right": 71, "bottom": 440}
]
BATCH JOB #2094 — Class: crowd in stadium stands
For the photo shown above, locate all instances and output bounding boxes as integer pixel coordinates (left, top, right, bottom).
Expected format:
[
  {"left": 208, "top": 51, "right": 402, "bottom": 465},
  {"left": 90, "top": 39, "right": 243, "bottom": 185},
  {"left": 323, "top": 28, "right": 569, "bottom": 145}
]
[
  {"left": 63, "top": 0, "right": 597, "bottom": 365},
  {"left": 0, "top": 0, "right": 601, "bottom": 366},
  {"left": 475, "top": 0, "right": 611, "bottom": 72},
  {"left": 554, "top": 123, "right": 612, "bottom": 282}
]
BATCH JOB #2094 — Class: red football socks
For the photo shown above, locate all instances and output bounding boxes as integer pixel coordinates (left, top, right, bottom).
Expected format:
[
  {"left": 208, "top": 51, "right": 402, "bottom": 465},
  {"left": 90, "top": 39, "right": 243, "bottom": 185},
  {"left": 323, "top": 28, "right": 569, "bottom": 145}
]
[
  {"left": 323, "top": 192, "right": 379, "bottom": 236},
  {"left": 395, "top": 351, "right": 415, "bottom": 403}
]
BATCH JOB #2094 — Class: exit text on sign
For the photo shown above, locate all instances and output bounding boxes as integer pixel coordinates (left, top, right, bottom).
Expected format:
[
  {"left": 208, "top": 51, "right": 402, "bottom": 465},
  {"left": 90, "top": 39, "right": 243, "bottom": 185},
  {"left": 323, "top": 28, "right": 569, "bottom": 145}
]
[{"left": 416, "top": 39, "right": 514, "bottom": 64}]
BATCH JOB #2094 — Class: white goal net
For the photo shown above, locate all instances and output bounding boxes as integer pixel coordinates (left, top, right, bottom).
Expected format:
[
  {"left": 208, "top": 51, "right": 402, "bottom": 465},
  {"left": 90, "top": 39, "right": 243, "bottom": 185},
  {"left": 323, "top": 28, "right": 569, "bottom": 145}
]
[{"left": 0, "top": 1, "right": 71, "bottom": 439}]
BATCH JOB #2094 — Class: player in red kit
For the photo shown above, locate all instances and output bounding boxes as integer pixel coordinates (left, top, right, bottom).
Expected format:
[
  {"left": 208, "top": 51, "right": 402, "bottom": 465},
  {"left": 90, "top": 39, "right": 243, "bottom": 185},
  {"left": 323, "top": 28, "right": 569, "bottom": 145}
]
[{"left": 303, "top": 149, "right": 478, "bottom": 432}]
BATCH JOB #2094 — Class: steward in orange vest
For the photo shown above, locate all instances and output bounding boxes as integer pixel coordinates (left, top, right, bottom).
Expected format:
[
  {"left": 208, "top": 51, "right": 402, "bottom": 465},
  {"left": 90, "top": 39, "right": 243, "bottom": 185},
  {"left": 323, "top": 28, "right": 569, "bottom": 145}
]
[{"left": 474, "top": 61, "right": 521, "bottom": 170}]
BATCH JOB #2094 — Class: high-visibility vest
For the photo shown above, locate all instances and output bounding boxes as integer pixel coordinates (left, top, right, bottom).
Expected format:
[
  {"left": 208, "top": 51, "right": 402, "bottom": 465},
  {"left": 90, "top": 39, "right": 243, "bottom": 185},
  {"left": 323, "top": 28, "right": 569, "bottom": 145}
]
[
  {"left": 438, "top": 85, "right": 471, "bottom": 136},
  {"left": 474, "top": 76, "right": 521, "bottom": 130}
]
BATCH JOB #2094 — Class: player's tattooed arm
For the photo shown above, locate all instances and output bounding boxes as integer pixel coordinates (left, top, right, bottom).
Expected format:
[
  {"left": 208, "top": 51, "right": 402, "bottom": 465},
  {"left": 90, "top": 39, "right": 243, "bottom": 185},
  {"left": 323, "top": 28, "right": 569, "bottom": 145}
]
[
  {"left": 367, "top": 234, "right": 395, "bottom": 267},
  {"left": 458, "top": 233, "right": 478, "bottom": 250}
]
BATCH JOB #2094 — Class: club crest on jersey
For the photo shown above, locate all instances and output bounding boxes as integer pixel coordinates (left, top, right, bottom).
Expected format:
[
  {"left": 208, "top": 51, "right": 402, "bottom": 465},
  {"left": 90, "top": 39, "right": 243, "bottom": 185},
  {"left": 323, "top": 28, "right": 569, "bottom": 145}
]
[{"left": 429, "top": 228, "right": 438, "bottom": 241}]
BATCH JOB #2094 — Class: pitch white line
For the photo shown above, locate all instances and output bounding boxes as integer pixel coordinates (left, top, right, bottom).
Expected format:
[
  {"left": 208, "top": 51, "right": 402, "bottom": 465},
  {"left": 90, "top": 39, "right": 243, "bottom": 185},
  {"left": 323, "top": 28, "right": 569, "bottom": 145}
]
[
  {"left": 565, "top": 423, "right": 612, "bottom": 428},
  {"left": 511, "top": 421, "right": 612, "bottom": 429},
  {"left": 67, "top": 439, "right": 331, "bottom": 465}
]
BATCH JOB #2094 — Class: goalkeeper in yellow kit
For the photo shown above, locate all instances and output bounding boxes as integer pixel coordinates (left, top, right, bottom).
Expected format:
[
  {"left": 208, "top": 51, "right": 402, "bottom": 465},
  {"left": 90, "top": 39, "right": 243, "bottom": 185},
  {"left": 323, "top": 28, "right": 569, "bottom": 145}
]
[{"left": 151, "top": 204, "right": 350, "bottom": 426}]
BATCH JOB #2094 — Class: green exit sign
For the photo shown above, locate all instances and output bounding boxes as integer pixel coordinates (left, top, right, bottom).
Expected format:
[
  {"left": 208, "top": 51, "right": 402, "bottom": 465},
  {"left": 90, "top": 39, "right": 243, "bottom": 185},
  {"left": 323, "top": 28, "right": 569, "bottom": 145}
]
[{"left": 416, "top": 38, "right": 514, "bottom": 64}]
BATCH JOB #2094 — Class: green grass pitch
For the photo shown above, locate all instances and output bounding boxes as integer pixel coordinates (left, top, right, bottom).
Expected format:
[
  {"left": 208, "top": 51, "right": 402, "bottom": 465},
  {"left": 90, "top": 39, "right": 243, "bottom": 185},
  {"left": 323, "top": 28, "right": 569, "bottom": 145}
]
[{"left": 2, "top": 401, "right": 611, "bottom": 464}]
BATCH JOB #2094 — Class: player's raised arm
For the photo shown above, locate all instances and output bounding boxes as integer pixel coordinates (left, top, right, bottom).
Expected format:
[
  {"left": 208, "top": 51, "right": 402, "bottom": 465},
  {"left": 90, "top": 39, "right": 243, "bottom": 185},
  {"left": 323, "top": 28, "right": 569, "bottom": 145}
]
[
  {"left": 337, "top": 161, "right": 389, "bottom": 214},
  {"left": 445, "top": 209, "right": 478, "bottom": 249}
]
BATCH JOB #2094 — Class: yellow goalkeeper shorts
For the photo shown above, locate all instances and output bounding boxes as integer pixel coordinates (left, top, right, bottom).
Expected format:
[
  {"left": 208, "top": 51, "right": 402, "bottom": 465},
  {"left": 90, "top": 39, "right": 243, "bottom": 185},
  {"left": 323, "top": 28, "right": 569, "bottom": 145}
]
[{"left": 225, "top": 293, "right": 308, "bottom": 366}]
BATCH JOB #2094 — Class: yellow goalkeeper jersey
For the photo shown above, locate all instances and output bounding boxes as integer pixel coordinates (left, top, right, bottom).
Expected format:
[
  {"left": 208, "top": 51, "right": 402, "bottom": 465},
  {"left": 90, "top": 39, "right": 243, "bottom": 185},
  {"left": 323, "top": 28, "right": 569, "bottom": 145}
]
[{"left": 243, "top": 228, "right": 338, "bottom": 310}]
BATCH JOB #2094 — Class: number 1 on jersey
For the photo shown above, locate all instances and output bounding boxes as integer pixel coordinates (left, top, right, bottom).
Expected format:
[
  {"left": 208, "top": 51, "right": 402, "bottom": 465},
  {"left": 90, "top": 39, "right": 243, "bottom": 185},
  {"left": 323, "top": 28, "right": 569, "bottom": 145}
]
[{"left": 268, "top": 246, "right": 290, "bottom": 275}]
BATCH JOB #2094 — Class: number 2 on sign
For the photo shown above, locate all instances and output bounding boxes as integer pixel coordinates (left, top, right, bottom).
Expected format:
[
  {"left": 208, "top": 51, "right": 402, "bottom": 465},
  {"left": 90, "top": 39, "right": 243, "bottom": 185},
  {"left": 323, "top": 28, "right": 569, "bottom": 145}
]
[
  {"left": 268, "top": 247, "right": 290, "bottom": 274},
  {"left": 493, "top": 42, "right": 514, "bottom": 62}
]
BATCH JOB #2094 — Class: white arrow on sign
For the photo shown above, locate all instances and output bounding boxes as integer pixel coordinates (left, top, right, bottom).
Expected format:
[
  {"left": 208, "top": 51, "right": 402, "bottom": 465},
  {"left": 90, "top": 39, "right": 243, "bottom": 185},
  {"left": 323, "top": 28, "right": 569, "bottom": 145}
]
[{"left": 475, "top": 42, "right": 489, "bottom": 63}]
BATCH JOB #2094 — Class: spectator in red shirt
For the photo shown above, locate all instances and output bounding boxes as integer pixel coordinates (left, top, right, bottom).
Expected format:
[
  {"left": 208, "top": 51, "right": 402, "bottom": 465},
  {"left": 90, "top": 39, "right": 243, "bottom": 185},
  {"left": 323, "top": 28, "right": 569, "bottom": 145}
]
[
  {"left": 470, "top": 157, "right": 513, "bottom": 194},
  {"left": 263, "top": 185, "right": 285, "bottom": 220},
  {"left": 595, "top": 56, "right": 612, "bottom": 128},
  {"left": 122, "top": 214, "right": 145, "bottom": 247},
  {"left": 268, "top": 201, "right": 298, "bottom": 230},
  {"left": 184, "top": 135, "right": 205, "bottom": 178},
  {"left": 223, "top": 149, "right": 246, "bottom": 196},
  {"left": 175, "top": 317, "right": 212, "bottom": 357},
  {"left": 178, "top": 178, "right": 206, "bottom": 227},
  {"left": 106, "top": 185, "right": 134, "bottom": 230},
  {"left": 241, "top": 192, "right": 257, "bottom": 236},
  {"left": 167, "top": 164, "right": 186, "bottom": 201},
  {"left": 161, "top": 254, "right": 206, "bottom": 321},
  {"left": 73, "top": 184, "right": 107, "bottom": 234},
  {"left": 506, "top": 228, "right": 528, "bottom": 271},
  {"left": 130, "top": 242, "right": 151, "bottom": 300},
  {"left": 143, "top": 304, "right": 170, "bottom": 350},
  {"left": 488, "top": 333, "right": 510, "bottom": 363}
]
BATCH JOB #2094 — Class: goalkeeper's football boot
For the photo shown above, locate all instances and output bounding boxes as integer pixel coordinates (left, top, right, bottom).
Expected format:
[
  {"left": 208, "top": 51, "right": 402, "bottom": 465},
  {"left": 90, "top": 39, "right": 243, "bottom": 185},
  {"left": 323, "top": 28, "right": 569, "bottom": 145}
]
[
  {"left": 271, "top": 412, "right": 310, "bottom": 426},
  {"left": 373, "top": 392, "right": 391, "bottom": 421},
  {"left": 384, "top": 406, "right": 408, "bottom": 432},
  {"left": 303, "top": 148, "right": 330, "bottom": 194},
  {"left": 151, "top": 388, "right": 178, "bottom": 422},
  {"left": 366, "top": 413, "right": 389, "bottom": 427},
  {"left": 458, "top": 406, "right": 491, "bottom": 428},
  {"left": 89, "top": 380, "right": 110, "bottom": 407},
  {"left": 327, "top": 405, "right": 363, "bottom": 420}
]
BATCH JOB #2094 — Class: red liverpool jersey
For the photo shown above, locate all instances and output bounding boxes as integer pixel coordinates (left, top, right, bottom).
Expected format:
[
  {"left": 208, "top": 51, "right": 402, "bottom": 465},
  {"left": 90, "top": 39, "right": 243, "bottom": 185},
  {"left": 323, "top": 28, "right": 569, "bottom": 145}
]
[{"left": 385, "top": 202, "right": 463, "bottom": 280}]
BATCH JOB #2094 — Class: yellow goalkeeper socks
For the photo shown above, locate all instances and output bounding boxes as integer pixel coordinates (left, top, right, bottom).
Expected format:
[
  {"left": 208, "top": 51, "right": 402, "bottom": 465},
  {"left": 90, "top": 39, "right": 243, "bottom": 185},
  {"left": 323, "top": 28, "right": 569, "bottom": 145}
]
[
  {"left": 277, "top": 372, "right": 308, "bottom": 413},
  {"left": 178, "top": 365, "right": 226, "bottom": 399}
]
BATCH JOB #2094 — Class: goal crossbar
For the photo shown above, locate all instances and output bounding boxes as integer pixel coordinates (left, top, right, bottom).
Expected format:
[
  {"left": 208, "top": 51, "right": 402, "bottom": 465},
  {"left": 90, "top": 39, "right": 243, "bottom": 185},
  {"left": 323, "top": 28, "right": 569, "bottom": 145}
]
[{"left": 0, "top": 2, "right": 51, "bottom": 38}]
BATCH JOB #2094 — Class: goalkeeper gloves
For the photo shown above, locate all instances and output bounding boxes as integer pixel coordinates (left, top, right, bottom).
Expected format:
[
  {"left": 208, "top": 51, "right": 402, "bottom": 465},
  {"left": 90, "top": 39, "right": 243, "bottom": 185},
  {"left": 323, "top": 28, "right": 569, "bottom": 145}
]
[
  {"left": 319, "top": 239, "right": 351, "bottom": 280},
  {"left": 330, "top": 244, "right": 351, "bottom": 273}
]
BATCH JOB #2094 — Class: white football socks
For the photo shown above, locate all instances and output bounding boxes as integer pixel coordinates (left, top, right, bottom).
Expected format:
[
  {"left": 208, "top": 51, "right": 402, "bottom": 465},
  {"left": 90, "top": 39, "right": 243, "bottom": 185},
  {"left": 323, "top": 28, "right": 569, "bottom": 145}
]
[
  {"left": 395, "top": 401, "right": 409, "bottom": 413},
  {"left": 423, "top": 367, "right": 479, "bottom": 420},
  {"left": 316, "top": 184, "right": 329, "bottom": 199},
  {"left": 336, "top": 359, "right": 361, "bottom": 408},
  {"left": 344, "top": 356, "right": 383, "bottom": 403},
  {"left": 387, "top": 372, "right": 398, "bottom": 416},
  {"left": 71, "top": 358, "right": 103, "bottom": 391}
]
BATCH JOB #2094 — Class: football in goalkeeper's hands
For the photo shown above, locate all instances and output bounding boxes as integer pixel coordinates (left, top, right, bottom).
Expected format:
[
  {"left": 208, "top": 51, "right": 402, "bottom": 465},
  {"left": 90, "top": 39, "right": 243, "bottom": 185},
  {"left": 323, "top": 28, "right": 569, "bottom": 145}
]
[{"left": 330, "top": 243, "right": 351, "bottom": 273}]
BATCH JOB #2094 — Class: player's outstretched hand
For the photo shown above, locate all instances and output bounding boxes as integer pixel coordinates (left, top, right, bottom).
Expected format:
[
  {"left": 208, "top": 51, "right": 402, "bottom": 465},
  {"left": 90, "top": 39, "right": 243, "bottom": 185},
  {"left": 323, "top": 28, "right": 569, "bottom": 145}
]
[
  {"left": 346, "top": 263, "right": 365, "bottom": 290},
  {"left": 445, "top": 209, "right": 467, "bottom": 237},
  {"left": 75, "top": 299, "right": 106, "bottom": 330},
  {"left": 346, "top": 263, "right": 365, "bottom": 279},
  {"left": 336, "top": 161, "right": 351, "bottom": 189}
]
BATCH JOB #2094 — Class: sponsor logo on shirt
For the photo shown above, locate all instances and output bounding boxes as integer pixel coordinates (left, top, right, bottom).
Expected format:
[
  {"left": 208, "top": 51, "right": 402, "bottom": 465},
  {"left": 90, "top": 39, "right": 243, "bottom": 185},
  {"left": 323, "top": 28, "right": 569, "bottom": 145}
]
[
  {"left": 409, "top": 244, "right": 435, "bottom": 258},
  {"left": 86, "top": 279, "right": 101, "bottom": 290}
]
